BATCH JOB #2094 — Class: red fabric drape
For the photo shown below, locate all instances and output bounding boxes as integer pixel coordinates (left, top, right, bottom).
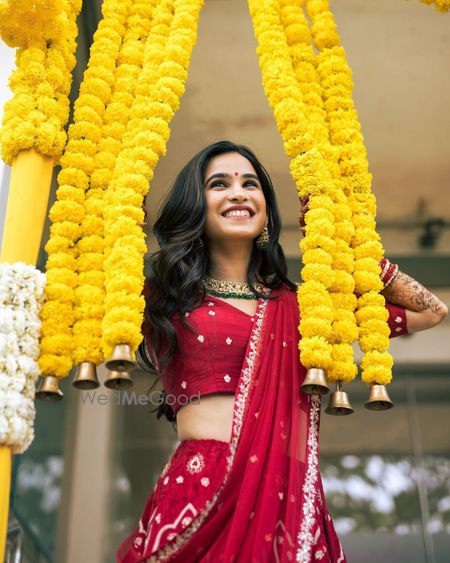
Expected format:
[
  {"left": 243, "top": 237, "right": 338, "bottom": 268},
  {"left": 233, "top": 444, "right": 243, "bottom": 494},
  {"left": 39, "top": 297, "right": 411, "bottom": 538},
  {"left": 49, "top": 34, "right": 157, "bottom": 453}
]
[{"left": 118, "top": 287, "right": 346, "bottom": 562}]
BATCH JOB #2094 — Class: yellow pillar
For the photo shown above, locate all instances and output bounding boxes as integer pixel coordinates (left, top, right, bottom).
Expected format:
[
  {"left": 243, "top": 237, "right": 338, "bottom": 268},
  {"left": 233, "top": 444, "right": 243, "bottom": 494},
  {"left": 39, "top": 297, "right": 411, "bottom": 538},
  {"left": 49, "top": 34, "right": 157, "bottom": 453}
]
[
  {"left": 0, "top": 148, "right": 54, "bottom": 265},
  {"left": 0, "top": 148, "right": 54, "bottom": 561},
  {"left": 0, "top": 447, "right": 11, "bottom": 562}
]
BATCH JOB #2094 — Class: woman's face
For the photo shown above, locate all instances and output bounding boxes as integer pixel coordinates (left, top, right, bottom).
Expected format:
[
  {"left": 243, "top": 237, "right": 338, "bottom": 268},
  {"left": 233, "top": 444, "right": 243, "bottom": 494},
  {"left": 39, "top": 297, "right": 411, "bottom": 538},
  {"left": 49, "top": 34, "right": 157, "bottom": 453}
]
[{"left": 203, "top": 152, "right": 267, "bottom": 246}]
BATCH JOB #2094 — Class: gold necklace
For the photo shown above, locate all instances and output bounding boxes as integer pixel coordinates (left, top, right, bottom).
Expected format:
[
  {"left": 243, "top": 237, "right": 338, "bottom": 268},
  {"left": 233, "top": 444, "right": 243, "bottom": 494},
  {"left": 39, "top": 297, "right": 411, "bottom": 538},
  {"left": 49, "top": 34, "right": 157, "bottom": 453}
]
[{"left": 203, "top": 276, "right": 265, "bottom": 299}]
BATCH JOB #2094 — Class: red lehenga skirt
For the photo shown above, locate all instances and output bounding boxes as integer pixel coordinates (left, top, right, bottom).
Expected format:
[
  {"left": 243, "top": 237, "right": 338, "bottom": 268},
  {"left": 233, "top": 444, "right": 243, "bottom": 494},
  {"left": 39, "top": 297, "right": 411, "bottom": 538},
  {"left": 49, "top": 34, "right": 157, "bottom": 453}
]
[{"left": 117, "top": 288, "right": 346, "bottom": 562}]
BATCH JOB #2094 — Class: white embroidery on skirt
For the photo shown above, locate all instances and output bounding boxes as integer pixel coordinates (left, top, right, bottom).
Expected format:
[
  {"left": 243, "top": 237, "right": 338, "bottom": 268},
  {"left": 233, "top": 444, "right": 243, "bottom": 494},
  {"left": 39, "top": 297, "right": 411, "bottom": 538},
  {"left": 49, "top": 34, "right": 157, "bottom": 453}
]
[
  {"left": 295, "top": 394, "right": 320, "bottom": 563},
  {"left": 274, "top": 519, "right": 295, "bottom": 563},
  {"left": 313, "top": 528, "right": 320, "bottom": 545},
  {"left": 150, "top": 502, "right": 198, "bottom": 554},
  {"left": 138, "top": 507, "right": 157, "bottom": 552},
  {"left": 186, "top": 453, "right": 205, "bottom": 474}
]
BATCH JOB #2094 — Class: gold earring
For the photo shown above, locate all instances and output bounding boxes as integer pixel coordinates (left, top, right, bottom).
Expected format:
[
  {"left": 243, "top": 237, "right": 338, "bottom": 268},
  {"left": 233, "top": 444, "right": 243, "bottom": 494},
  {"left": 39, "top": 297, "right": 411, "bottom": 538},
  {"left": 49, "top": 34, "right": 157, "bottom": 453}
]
[{"left": 256, "top": 225, "right": 269, "bottom": 249}]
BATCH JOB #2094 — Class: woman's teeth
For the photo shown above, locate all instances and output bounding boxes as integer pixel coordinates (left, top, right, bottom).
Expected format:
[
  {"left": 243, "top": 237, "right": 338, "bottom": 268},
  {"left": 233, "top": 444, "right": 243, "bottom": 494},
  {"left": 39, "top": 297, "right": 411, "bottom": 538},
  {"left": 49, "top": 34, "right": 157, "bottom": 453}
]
[{"left": 224, "top": 210, "right": 251, "bottom": 218}]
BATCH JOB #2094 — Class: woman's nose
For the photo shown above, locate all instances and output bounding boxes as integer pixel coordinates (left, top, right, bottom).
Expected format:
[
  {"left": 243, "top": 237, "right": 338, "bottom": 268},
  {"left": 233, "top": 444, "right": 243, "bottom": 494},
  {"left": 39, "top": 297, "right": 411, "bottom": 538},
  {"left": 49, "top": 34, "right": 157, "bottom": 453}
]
[{"left": 228, "top": 183, "right": 248, "bottom": 200}]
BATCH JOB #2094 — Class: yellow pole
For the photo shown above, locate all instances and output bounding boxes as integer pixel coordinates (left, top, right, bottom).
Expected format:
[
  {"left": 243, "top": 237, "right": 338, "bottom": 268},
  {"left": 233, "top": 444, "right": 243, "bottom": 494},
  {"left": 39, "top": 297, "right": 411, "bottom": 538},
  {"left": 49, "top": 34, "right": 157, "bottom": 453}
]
[
  {"left": 0, "top": 447, "right": 11, "bottom": 562},
  {"left": 0, "top": 148, "right": 54, "bottom": 561},
  {"left": 0, "top": 148, "right": 54, "bottom": 265}
]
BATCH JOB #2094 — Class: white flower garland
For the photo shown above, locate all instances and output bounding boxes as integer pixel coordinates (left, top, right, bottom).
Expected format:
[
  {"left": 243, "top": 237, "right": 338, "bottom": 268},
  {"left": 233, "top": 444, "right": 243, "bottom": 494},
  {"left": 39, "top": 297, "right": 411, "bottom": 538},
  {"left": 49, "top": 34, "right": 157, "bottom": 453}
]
[{"left": 0, "top": 262, "right": 46, "bottom": 454}]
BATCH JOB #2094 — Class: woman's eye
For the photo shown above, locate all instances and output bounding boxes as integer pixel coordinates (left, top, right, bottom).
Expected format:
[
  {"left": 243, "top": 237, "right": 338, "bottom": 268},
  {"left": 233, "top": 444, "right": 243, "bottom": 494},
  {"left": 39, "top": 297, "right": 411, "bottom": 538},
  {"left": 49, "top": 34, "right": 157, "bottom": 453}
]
[
  {"left": 208, "top": 179, "right": 259, "bottom": 189},
  {"left": 210, "top": 180, "right": 227, "bottom": 188}
]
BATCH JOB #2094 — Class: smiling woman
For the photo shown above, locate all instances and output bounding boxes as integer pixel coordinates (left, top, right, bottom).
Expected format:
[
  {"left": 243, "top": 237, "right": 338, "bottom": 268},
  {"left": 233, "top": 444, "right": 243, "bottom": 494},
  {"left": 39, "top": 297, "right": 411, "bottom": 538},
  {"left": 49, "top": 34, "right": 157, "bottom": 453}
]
[
  {"left": 116, "top": 140, "right": 447, "bottom": 563},
  {"left": 118, "top": 141, "right": 331, "bottom": 562}
]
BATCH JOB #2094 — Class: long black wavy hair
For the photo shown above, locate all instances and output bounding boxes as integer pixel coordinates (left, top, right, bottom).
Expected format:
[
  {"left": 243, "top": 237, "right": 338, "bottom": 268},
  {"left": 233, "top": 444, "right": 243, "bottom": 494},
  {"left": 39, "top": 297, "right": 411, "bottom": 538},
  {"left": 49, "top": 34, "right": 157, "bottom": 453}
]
[{"left": 145, "top": 140, "right": 296, "bottom": 424}]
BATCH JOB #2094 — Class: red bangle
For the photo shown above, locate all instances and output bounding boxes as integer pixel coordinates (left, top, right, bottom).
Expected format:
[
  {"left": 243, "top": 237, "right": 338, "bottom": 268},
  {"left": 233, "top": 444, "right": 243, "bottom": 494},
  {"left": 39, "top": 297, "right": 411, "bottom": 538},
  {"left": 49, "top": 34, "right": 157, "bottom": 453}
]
[{"left": 379, "top": 258, "right": 399, "bottom": 289}]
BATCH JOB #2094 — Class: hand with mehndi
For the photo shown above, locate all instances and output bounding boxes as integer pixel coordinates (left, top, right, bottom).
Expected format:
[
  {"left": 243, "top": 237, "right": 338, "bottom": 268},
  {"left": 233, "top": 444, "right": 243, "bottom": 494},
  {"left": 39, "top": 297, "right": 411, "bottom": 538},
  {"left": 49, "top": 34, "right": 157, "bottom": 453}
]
[{"left": 381, "top": 269, "right": 448, "bottom": 332}]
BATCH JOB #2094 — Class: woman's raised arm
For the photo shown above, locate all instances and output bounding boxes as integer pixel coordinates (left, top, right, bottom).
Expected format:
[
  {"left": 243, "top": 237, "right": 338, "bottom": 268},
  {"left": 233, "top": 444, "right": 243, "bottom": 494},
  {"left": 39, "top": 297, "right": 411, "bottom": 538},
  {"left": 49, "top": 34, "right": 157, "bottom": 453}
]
[
  {"left": 381, "top": 269, "right": 448, "bottom": 333},
  {"left": 298, "top": 196, "right": 448, "bottom": 332}
]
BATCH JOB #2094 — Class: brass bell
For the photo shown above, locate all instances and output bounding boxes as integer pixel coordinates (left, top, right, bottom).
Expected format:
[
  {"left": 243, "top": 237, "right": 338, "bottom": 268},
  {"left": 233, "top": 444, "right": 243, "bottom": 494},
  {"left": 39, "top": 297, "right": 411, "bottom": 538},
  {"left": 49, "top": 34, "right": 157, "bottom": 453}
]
[
  {"left": 325, "top": 381, "right": 353, "bottom": 416},
  {"left": 72, "top": 362, "right": 100, "bottom": 390},
  {"left": 365, "top": 384, "right": 394, "bottom": 411},
  {"left": 104, "top": 370, "right": 133, "bottom": 391},
  {"left": 301, "top": 368, "right": 330, "bottom": 395},
  {"left": 105, "top": 344, "right": 135, "bottom": 372},
  {"left": 35, "top": 376, "right": 64, "bottom": 402}
]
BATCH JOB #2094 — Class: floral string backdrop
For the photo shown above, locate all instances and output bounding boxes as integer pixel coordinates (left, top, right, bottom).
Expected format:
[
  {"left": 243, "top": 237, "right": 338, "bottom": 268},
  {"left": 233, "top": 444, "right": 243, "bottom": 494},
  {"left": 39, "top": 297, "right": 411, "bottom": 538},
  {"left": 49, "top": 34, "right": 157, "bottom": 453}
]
[
  {"left": 38, "top": 0, "right": 135, "bottom": 381},
  {"left": 279, "top": 0, "right": 358, "bottom": 387},
  {"left": 0, "top": 0, "right": 81, "bottom": 454},
  {"left": 0, "top": 0, "right": 81, "bottom": 164},
  {"left": 306, "top": 0, "right": 394, "bottom": 387},
  {"left": 0, "top": 263, "right": 45, "bottom": 559},
  {"left": 249, "top": 0, "right": 408, "bottom": 394},
  {"left": 38, "top": 0, "right": 205, "bottom": 383},
  {"left": 72, "top": 0, "right": 160, "bottom": 375},
  {"left": 0, "top": 4, "right": 81, "bottom": 557},
  {"left": 101, "top": 0, "right": 177, "bottom": 362},
  {"left": 249, "top": 0, "right": 339, "bottom": 383},
  {"left": 0, "top": 263, "right": 46, "bottom": 454},
  {"left": 102, "top": 0, "right": 204, "bottom": 361}
]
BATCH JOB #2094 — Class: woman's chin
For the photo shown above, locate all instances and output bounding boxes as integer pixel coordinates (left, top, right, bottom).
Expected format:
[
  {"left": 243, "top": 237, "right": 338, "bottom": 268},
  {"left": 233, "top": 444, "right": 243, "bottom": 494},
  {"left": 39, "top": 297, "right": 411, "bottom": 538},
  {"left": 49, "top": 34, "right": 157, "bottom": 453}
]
[{"left": 212, "top": 231, "right": 257, "bottom": 245}]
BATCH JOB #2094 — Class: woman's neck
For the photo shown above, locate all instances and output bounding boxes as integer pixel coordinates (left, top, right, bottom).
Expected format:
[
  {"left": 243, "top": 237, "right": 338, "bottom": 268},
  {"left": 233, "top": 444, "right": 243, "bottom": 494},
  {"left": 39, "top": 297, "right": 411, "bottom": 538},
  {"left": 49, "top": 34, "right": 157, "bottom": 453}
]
[{"left": 208, "top": 243, "right": 252, "bottom": 283}]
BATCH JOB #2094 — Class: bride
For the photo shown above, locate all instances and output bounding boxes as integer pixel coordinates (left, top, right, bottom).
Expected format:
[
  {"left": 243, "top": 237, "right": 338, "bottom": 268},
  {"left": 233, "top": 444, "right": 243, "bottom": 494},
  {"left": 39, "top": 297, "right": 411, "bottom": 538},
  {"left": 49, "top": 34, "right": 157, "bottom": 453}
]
[{"left": 117, "top": 140, "right": 447, "bottom": 562}]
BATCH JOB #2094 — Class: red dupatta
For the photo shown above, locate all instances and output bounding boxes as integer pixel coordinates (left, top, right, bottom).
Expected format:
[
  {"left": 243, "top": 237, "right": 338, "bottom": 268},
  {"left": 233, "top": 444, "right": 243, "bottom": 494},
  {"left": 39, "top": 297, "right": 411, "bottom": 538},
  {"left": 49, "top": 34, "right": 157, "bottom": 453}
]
[{"left": 149, "top": 286, "right": 346, "bottom": 562}]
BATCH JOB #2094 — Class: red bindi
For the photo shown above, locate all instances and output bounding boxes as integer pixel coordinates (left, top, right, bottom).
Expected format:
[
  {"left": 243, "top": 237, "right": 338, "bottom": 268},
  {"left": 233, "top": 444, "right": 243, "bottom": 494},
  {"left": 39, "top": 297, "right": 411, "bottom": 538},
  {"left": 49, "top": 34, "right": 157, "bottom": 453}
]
[{"left": 234, "top": 172, "right": 239, "bottom": 176}]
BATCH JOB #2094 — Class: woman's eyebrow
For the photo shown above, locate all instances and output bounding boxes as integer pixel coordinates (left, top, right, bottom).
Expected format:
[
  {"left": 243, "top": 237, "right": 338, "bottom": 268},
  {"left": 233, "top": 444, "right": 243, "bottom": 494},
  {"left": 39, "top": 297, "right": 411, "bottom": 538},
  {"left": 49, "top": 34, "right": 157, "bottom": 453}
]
[
  {"left": 205, "top": 172, "right": 231, "bottom": 184},
  {"left": 205, "top": 172, "right": 260, "bottom": 184}
]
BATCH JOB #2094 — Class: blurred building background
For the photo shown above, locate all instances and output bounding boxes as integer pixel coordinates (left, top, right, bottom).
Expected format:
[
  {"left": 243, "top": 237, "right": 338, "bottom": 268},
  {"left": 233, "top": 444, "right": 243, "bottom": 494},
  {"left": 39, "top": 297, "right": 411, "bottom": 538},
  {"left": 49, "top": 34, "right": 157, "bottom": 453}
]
[{"left": 1, "top": 0, "right": 449, "bottom": 561}]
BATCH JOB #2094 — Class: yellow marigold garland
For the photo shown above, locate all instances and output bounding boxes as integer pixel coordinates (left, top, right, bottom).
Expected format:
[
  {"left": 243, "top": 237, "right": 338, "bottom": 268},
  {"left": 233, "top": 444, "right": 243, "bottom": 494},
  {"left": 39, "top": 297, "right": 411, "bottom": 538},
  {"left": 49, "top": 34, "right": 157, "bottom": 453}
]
[
  {"left": 280, "top": 0, "right": 358, "bottom": 384},
  {"left": 101, "top": 0, "right": 204, "bottom": 360},
  {"left": 249, "top": 0, "right": 336, "bottom": 372},
  {"left": 72, "top": 0, "right": 148, "bottom": 367},
  {"left": 306, "top": 0, "right": 393, "bottom": 385},
  {"left": 0, "top": 0, "right": 81, "bottom": 164},
  {"left": 38, "top": 0, "right": 131, "bottom": 377},
  {"left": 101, "top": 0, "right": 175, "bottom": 361}
]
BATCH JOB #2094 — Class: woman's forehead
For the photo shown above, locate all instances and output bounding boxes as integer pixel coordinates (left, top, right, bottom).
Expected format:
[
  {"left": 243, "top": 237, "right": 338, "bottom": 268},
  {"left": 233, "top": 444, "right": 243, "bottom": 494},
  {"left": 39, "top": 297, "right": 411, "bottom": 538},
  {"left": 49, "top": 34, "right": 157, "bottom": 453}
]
[{"left": 205, "top": 152, "right": 256, "bottom": 176}]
